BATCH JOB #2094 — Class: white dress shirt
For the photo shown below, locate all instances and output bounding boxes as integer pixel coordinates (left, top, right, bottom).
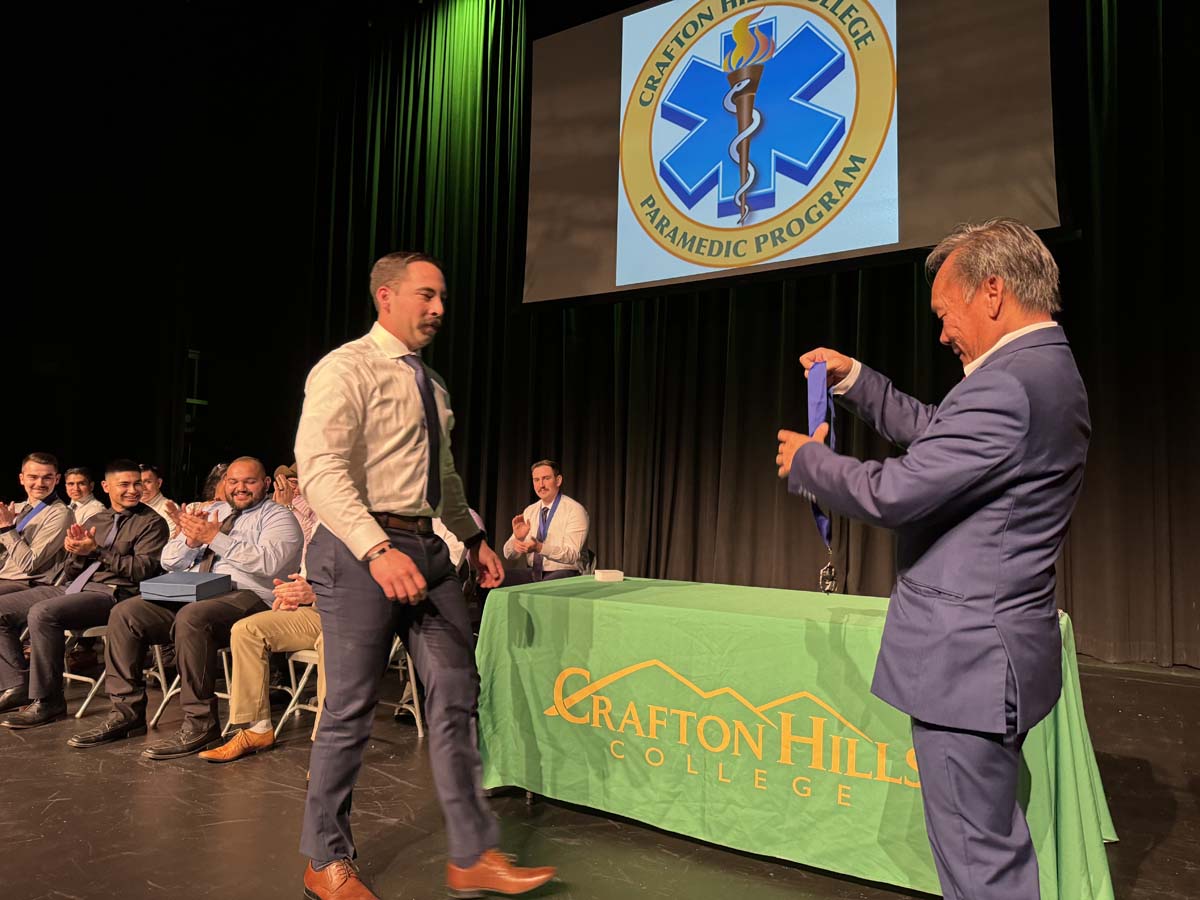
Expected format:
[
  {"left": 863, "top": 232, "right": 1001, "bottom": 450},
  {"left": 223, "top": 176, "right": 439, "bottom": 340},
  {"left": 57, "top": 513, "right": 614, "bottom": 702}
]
[
  {"left": 143, "top": 491, "right": 177, "bottom": 537},
  {"left": 433, "top": 510, "right": 484, "bottom": 570},
  {"left": 69, "top": 495, "right": 105, "bottom": 524},
  {"left": 295, "top": 322, "right": 482, "bottom": 560},
  {"left": 161, "top": 499, "right": 303, "bottom": 602},
  {"left": 503, "top": 494, "right": 589, "bottom": 572}
]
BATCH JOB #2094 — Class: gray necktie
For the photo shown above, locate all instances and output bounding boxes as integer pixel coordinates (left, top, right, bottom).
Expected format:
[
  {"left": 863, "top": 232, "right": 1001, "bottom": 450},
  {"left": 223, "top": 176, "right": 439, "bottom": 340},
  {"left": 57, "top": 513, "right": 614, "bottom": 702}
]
[
  {"left": 198, "top": 509, "right": 242, "bottom": 573},
  {"left": 64, "top": 514, "right": 123, "bottom": 594}
]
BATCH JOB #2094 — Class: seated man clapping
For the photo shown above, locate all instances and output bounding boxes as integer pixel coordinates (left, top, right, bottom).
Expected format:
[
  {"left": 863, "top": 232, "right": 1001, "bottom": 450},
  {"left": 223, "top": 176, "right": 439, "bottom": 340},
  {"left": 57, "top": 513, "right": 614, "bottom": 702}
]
[
  {"left": 68, "top": 457, "right": 303, "bottom": 757},
  {"left": 502, "top": 460, "right": 589, "bottom": 584}
]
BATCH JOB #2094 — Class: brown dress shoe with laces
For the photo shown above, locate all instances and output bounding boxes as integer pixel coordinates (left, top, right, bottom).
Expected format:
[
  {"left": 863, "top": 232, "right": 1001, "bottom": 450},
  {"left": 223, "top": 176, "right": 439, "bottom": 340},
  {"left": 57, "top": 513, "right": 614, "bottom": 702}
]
[
  {"left": 446, "top": 849, "right": 556, "bottom": 897},
  {"left": 303, "top": 860, "right": 379, "bottom": 900},
  {"left": 198, "top": 727, "right": 275, "bottom": 763}
]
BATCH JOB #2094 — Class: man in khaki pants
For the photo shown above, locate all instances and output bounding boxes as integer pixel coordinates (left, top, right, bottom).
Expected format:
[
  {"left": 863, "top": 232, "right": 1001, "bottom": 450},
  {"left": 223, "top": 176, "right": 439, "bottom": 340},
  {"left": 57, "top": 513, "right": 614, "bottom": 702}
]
[{"left": 200, "top": 575, "right": 324, "bottom": 760}]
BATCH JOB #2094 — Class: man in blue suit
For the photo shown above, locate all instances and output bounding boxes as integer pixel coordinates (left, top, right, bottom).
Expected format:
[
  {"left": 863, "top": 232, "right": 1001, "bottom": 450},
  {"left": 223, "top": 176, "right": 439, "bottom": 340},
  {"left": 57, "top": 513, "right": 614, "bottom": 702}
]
[{"left": 777, "top": 219, "right": 1090, "bottom": 900}]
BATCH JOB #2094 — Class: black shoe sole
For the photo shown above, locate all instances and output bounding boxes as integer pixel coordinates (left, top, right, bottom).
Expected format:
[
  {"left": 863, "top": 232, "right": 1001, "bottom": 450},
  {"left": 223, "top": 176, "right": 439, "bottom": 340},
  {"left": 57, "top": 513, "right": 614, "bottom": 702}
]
[{"left": 67, "top": 724, "right": 146, "bottom": 748}]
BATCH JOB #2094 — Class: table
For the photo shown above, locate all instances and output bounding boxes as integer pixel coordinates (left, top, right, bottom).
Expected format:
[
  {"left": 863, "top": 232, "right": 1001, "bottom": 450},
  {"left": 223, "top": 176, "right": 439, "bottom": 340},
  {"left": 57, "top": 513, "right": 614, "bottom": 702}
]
[{"left": 477, "top": 578, "right": 1117, "bottom": 899}]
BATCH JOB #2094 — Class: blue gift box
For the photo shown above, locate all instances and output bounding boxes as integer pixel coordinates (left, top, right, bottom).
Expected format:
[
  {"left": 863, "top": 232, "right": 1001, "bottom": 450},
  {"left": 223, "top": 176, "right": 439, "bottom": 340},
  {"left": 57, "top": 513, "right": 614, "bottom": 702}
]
[{"left": 140, "top": 572, "right": 232, "bottom": 603}]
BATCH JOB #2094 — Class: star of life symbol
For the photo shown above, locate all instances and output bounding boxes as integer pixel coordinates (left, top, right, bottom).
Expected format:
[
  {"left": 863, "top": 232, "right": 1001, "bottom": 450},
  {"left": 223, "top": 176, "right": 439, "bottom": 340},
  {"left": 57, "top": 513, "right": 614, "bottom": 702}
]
[{"left": 658, "top": 12, "right": 847, "bottom": 225}]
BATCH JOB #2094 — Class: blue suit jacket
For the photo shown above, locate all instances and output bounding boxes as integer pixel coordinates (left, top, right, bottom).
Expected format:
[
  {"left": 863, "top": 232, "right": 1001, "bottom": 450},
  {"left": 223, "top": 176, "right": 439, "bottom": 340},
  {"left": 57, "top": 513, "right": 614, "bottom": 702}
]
[{"left": 790, "top": 327, "right": 1090, "bottom": 733}]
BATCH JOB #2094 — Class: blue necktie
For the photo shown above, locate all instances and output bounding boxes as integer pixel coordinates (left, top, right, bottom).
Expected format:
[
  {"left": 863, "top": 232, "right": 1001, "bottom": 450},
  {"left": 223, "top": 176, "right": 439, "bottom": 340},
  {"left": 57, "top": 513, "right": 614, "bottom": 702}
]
[
  {"left": 402, "top": 355, "right": 442, "bottom": 511},
  {"left": 65, "top": 514, "right": 123, "bottom": 594},
  {"left": 807, "top": 362, "right": 838, "bottom": 593},
  {"left": 532, "top": 507, "right": 549, "bottom": 581}
]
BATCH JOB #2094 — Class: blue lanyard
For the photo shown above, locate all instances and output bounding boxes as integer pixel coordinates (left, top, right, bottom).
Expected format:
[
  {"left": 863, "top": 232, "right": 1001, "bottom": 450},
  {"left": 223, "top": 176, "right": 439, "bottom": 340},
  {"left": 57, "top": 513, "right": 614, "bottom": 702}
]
[
  {"left": 807, "top": 362, "right": 837, "bottom": 549},
  {"left": 16, "top": 501, "right": 47, "bottom": 535},
  {"left": 536, "top": 493, "right": 563, "bottom": 542}
]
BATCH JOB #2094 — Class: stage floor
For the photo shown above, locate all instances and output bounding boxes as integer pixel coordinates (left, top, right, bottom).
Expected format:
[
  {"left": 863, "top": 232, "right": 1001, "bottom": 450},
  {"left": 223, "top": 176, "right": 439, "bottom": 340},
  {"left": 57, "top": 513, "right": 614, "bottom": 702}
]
[{"left": 0, "top": 659, "right": 1195, "bottom": 900}]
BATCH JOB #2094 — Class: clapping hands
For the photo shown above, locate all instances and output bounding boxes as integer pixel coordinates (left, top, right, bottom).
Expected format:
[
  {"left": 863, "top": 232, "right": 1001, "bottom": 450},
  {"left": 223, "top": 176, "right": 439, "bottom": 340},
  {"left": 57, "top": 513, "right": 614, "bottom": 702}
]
[
  {"left": 166, "top": 501, "right": 222, "bottom": 548},
  {"left": 64, "top": 523, "right": 99, "bottom": 555},
  {"left": 272, "top": 573, "right": 316, "bottom": 610}
]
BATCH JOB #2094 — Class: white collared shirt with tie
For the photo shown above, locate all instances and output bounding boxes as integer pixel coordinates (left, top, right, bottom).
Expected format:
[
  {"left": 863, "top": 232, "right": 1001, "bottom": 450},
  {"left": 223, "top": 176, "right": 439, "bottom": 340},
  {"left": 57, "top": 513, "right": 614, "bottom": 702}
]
[
  {"left": 295, "top": 321, "right": 481, "bottom": 560},
  {"left": 502, "top": 494, "right": 589, "bottom": 572},
  {"left": 69, "top": 495, "right": 105, "bottom": 524}
]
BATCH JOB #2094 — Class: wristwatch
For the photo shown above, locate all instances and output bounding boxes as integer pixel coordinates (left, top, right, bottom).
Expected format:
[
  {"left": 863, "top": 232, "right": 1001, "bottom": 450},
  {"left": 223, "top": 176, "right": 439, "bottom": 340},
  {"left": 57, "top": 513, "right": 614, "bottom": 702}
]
[{"left": 365, "top": 545, "right": 391, "bottom": 562}]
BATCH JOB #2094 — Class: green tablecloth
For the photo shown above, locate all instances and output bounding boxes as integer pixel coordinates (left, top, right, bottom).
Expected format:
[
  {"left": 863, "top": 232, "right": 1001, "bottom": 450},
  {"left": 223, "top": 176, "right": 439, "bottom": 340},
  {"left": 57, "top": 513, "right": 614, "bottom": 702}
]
[{"left": 477, "top": 577, "right": 1117, "bottom": 899}]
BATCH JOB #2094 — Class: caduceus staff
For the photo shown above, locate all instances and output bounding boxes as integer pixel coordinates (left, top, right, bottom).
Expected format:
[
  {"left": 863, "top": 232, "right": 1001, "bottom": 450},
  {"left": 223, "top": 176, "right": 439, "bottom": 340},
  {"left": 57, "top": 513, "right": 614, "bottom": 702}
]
[{"left": 722, "top": 12, "right": 775, "bottom": 224}]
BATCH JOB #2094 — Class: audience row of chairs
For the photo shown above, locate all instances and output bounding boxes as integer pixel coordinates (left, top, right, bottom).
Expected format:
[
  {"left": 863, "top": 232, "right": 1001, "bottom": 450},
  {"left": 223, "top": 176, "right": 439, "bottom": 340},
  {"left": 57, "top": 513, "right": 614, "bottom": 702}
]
[{"left": 44, "top": 624, "right": 424, "bottom": 738}]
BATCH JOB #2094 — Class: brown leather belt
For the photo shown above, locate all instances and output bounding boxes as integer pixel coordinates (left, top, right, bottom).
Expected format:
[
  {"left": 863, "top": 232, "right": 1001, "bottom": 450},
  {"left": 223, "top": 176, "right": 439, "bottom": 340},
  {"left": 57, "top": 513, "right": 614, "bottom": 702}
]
[{"left": 370, "top": 512, "right": 434, "bottom": 534}]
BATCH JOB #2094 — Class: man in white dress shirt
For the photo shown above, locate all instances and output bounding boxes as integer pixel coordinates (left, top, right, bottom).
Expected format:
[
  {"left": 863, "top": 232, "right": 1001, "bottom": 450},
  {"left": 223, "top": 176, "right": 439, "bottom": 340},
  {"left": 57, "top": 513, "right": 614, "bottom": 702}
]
[
  {"left": 294, "top": 251, "right": 555, "bottom": 900},
  {"left": 138, "top": 463, "right": 176, "bottom": 535},
  {"left": 64, "top": 467, "right": 104, "bottom": 524},
  {"left": 502, "top": 460, "right": 589, "bottom": 583}
]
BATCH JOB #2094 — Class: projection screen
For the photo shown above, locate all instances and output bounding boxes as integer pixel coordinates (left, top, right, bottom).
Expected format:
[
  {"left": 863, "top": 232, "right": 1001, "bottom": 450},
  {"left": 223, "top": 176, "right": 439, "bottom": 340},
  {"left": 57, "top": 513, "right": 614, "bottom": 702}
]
[{"left": 523, "top": 0, "right": 1059, "bottom": 303}]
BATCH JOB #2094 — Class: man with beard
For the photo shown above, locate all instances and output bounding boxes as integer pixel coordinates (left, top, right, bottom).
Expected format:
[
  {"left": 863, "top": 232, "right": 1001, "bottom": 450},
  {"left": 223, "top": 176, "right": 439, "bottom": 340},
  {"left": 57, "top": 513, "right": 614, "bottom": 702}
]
[
  {"left": 0, "top": 459, "right": 167, "bottom": 727},
  {"left": 68, "top": 456, "right": 302, "bottom": 757},
  {"left": 294, "top": 251, "right": 555, "bottom": 899}
]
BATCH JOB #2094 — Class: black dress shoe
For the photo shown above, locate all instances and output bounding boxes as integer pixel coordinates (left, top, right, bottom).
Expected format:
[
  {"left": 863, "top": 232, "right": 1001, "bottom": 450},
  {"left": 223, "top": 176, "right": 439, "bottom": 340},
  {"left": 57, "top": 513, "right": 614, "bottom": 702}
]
[
  {"left": 0, "top": 686, "right": 30, "bottom": 714},
  {"left": 67, "top": 711, "right": 147, "bottom": 748},
  {"left": 142, "top": 724, "right": 221, "bottom": 760},
  {"left": 1, "top": 697, "right": 67, "bottom": 728}
]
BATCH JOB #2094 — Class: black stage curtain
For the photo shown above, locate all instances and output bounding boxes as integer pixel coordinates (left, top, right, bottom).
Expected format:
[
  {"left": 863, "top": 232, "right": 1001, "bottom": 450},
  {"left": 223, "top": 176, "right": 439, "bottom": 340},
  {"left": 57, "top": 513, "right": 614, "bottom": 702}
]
[
  {"left": 10, "top": 0, "right": 1195, "bottom": 666},
  {"left": 299, "top": 0, "right": 1197, "bottom": 666}
]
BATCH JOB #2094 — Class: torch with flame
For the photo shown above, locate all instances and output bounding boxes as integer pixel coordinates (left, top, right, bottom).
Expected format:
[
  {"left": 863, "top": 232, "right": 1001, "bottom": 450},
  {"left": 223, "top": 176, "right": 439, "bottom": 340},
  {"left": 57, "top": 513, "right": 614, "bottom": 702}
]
[{"left": 722, "top": 11, "right": 775, "bottom": 224}]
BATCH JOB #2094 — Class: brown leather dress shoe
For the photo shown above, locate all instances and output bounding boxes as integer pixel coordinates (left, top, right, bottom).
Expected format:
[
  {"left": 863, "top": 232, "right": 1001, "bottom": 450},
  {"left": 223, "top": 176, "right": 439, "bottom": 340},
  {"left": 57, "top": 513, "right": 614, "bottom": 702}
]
[
  {"left": 446, "top": 849, "right": 556, "bottom": 897},
  {"left": 303, "top": 859, "right": 379, "bottom": 900},
  {"left": 198, "top": 727, "right": 275, "bottom": 763}
]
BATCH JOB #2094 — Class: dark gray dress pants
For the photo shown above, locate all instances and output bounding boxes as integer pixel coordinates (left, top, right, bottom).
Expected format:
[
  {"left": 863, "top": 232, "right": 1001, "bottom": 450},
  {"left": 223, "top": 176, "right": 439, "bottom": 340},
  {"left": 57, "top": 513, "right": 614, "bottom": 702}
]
[
  {"left": 909, "top": 665, "right": 1039, "bottom": 900},
  {"left": 300, "top": 525, "right": 499, "bottom": 867},
  {"left": 0, "top": 585, "right": 116, "bottom": 698},
  {"left": 104, "top": 590, "right": 264, "bottom": 728},
  {"left": 0, "top": 579, "right": 34, "bottom": 597}
]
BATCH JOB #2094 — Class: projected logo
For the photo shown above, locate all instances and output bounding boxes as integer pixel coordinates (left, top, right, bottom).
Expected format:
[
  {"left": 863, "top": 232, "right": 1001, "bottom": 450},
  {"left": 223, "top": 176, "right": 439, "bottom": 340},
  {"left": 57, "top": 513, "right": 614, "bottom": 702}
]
[{"left": 619, "top": 0, "right": 896, "bottom": 271}]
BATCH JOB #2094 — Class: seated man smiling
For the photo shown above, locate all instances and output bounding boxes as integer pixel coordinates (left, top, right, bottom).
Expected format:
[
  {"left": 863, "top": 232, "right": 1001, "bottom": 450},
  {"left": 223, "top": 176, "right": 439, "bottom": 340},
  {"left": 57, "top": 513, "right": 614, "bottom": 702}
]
[{"left": 68, "top": 457, "right": 302, "bottom": 757}]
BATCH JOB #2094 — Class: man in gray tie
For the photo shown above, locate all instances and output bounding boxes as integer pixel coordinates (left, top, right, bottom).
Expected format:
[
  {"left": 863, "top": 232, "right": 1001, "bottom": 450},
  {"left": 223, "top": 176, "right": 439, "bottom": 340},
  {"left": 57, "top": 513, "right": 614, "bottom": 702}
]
[
  {"left": 0, "top": 459, "right": 168, "bottom": 727},
  {"left": 0, "top": 452, "right": 73, "bottom": 599},
  {"left": 68, "top": 456, "right": 302, "bottom": 757},
  {"left": 294, "top": 251, "right": 555, "bottom": 899},
  {"left": 64, "top": 466, "right": 105, "bottom": 524}
]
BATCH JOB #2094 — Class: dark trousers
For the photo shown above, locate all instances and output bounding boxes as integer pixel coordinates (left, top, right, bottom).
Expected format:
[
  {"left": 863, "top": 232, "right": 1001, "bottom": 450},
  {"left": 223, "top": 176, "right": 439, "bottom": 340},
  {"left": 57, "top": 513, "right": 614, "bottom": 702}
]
[
  {"left": 0, "top": 585, "right": 116, "bottom": 698},
  {"left": 301, "top": 525, "right": 499, "bottom": 867},
  {"left": 104, "top": 590, "right": 264, "bottom": 730},
  {"left": 909, "top": 667, "right": 1038, "bottom": 900},
  {"left": 500, "top": 568, "right": 578, "bottom": 587},
  {"left": 0, "top": 579, "right": 34, "bottom": 597}
]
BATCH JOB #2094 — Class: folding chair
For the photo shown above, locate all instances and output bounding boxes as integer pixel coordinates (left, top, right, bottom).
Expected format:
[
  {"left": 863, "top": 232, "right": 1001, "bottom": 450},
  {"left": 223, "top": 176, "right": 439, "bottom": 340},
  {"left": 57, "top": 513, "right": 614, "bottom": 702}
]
[
  {"left": 62, "top": 626, "right": 108, "bottom": 718},
  {"left": 275, "top": 648, "right": 320, "bottom": 737},
  {"left": 382, "top": 635, "right": 424, "bottom": 738},
  {"left": 149, "top": 645, "right": 234, "bottom": 735}
]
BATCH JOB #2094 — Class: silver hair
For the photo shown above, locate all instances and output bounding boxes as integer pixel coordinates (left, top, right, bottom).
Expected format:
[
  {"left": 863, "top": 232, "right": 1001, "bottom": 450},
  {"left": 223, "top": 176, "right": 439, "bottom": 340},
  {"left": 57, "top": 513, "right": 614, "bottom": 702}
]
[{"left": 925, "top": 218, "right": 1061, "bottom": 314}]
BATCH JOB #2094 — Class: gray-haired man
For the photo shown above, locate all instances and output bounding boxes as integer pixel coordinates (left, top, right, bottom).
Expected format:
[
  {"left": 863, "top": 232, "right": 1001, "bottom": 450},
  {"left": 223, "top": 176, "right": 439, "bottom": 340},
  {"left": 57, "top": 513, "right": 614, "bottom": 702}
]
[{"left": 778, "top": 219, "right": 1090, "bottom": 900}]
